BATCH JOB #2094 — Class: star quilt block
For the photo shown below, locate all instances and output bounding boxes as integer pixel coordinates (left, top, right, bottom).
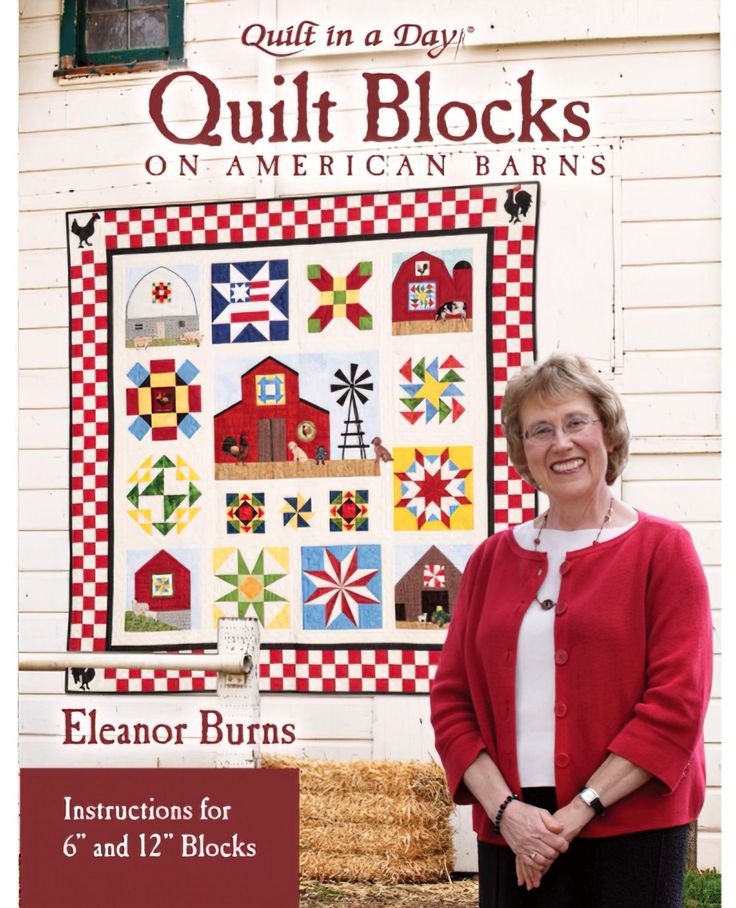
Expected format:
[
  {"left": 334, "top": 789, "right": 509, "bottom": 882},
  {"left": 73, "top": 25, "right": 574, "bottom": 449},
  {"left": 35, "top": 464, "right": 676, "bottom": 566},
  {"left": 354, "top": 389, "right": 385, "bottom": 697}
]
[
  {"left": 211, "top": 259, "right": 289, "bottom": 343},
  {"left": 394, "top": 446, "right": 473, "bottom": 531},
  {"left": 213, "top": 547, "right": 290, "bottom": 628},
  {"left": 301, "top": 545, "right": 382, "bottom": 630}
]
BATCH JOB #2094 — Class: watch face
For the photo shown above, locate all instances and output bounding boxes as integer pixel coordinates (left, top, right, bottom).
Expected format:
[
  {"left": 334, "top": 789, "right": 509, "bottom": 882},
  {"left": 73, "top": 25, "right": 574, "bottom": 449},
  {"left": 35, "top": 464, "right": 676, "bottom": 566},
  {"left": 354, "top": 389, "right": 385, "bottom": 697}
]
[
  {"left": 579, "top": 788, "right": 604, "bottom": 815},
  {"left": 296, "top": 420, "right": 317, "bottom": 443}
]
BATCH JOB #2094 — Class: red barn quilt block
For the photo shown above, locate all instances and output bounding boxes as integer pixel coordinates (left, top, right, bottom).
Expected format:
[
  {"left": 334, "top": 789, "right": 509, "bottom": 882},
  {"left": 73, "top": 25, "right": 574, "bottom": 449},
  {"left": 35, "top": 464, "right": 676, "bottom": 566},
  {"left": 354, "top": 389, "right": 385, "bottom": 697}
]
[
  {"left": 65, "top": 183, "right": 538, "bottom": 694},
  {"left": 392, "top": 251, "right": 472, "bottom": 334},
  {"left": 128, "top": 549, "right": 195, "bottom": 632}
]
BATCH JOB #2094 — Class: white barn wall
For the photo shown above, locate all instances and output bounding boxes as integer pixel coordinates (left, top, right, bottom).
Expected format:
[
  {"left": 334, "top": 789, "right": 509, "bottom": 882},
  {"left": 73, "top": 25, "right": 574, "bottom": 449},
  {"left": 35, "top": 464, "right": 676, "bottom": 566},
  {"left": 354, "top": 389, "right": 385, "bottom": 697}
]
[{"left": 18, "top": 0, "right": 721, "bottom": 871}]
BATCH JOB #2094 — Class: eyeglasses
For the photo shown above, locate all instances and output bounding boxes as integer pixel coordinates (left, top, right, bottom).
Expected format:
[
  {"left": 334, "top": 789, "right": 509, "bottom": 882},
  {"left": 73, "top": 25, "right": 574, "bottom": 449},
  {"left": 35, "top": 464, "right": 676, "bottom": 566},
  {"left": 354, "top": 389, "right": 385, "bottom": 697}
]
[{"left": 522, "top": 415, "right": 601, "bottom": 445}]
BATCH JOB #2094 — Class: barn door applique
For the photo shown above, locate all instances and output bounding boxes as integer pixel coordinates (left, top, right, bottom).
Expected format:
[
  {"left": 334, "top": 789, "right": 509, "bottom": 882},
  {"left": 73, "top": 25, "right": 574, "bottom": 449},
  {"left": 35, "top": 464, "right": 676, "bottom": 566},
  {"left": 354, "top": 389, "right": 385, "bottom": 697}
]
[{"left": 65, "top": 184, "right": 538, "bottom": 694}]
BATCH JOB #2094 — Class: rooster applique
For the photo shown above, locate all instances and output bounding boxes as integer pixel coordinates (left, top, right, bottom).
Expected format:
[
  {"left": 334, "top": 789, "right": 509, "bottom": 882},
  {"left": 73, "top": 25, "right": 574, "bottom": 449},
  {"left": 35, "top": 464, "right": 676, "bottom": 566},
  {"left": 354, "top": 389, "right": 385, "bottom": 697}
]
[
  {"left": 71, "top": 667, "right": 95, "bottom": 691},
  {"left": 70, "top": 212, "right": 100, "bottom": 248},
  {"left": 504, "top": 186, "right": 533, "bottom": 224}
]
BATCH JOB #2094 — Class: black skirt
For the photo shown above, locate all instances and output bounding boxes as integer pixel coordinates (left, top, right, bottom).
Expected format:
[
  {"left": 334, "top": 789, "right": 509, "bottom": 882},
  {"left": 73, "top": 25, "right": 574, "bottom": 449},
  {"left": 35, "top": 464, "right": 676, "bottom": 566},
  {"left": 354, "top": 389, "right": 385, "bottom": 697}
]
[{"left": 478, "top": 788, "right": 689, "bottom": 908}]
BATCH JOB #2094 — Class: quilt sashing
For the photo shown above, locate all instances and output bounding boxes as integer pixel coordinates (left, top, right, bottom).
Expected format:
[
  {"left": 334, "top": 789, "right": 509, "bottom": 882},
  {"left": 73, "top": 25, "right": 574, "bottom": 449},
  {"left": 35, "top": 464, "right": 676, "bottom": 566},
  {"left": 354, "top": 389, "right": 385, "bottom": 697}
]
[{"left": 66, "top": 185, "right": 538, "bottom": 694}]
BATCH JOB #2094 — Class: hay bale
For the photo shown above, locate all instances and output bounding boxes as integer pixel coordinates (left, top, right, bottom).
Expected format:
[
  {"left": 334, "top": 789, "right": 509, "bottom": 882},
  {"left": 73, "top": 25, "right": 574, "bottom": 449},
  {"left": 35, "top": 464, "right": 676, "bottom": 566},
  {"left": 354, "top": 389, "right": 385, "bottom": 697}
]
[{"left": 262, "top": 757, "right": 454, "bottom": 883}]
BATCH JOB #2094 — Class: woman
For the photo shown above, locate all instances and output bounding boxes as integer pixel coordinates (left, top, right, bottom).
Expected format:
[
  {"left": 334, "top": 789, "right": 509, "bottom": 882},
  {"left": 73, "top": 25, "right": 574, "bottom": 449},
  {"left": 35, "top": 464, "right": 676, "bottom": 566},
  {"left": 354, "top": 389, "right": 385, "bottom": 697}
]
[{"left": 430, "top": 354, "right": 712, "bottom": 907}]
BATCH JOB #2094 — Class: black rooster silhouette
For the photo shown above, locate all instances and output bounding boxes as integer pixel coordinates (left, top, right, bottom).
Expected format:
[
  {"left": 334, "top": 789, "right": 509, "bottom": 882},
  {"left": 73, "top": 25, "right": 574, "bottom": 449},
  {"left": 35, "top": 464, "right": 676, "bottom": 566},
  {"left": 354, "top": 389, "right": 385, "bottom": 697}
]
[
  {"left": 70, "top": 212, "right": 100, "bottom": 248},
  {"left": 71, "top": 668, "right": 95, "bottom": 691},
  {"left": 504, "top": 187, "right": 533, "bottom": 224},
  {"left": 222, "top": 433, "right": 249, "bottom": 462}
]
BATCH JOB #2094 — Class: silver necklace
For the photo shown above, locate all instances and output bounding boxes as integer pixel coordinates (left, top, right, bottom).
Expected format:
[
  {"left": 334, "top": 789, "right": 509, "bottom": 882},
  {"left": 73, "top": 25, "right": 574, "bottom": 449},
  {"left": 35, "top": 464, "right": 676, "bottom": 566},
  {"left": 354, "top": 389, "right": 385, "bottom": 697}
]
[{"left": 532, "top": 497, "right": 614, "bottom": 610}]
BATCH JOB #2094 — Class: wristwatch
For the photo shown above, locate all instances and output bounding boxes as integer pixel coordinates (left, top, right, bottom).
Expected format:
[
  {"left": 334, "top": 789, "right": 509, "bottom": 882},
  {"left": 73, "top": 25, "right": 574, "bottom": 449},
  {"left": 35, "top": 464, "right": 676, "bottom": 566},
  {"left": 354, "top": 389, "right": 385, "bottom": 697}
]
[{"left": 578, "top": 786, "right": 605, "bottom": 817}]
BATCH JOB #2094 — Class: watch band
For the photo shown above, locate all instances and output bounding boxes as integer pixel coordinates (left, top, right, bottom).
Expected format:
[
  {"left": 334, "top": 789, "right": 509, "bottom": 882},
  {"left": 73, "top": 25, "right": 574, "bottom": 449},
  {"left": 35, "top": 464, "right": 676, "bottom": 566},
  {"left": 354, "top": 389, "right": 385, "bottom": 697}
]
[{"left": 578, "top": 786, "right": 605, "bottom": 816}]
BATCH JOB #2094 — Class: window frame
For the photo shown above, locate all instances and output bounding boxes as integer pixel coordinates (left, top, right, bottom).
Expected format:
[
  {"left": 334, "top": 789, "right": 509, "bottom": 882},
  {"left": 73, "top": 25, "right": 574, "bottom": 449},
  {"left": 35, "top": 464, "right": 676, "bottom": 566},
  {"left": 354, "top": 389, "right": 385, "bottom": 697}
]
[{"left": 57, "top": 0, "right": 185, "bottom": 76}]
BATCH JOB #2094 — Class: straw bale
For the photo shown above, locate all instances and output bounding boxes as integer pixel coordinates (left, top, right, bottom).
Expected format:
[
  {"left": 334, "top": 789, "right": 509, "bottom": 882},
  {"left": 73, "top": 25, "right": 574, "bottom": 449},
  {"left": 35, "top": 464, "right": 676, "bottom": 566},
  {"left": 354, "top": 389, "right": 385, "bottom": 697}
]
[
  {"left": 300, "top": 791, "right": 444, "bottom": 826},
  {"left": 300, "top": 821, "right": 451, "bottom": 858},
  {"left": 300, "top": 849, "right": 452, "bottom": 884},
  {"left": 262, "top": 756, "right": 455, "bottom": 883}
]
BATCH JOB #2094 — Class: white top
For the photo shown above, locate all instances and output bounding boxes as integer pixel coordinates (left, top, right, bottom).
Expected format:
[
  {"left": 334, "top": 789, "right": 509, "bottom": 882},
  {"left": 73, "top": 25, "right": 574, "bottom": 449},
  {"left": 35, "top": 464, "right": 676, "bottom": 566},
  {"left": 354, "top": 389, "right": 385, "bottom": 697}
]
[{"left": 512, "top": 516, "right": 638, "bottom": 787}]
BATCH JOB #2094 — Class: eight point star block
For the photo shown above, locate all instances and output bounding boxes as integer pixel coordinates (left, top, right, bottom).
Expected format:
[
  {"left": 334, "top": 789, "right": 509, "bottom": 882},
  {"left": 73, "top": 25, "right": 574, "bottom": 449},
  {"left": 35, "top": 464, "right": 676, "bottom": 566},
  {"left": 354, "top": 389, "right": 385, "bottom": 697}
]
[
  {"left": 301, "top": 544, "right": 382, "bottom": 630},
  {"left": 213, "top": 547, "right": 290, "bottom": 628},
  {"left": 394, "top": 446, "right": 473, "bottom": 531}
]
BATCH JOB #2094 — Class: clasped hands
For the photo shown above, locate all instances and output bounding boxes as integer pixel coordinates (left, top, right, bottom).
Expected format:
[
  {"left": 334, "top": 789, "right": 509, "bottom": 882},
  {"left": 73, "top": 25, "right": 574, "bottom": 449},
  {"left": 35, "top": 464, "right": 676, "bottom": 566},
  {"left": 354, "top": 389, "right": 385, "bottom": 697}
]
[{"left": 499, "top": 798, "right": 592, "bottom": 891}]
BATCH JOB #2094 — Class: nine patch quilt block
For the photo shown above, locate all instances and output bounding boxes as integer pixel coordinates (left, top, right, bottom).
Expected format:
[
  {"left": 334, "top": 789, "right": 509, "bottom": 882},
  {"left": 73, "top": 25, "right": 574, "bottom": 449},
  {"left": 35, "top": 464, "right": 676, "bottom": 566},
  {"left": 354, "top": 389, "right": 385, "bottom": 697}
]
[{"left": 65, "top": 184, "right": 538, "bottom": 694}]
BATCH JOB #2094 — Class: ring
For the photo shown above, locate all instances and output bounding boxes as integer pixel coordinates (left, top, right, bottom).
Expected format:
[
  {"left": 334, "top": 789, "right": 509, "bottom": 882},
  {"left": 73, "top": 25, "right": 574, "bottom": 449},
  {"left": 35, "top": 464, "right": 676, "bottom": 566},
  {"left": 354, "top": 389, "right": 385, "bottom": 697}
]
[{"left": 530, "top": 852, "right": 537, "bottom": 860}]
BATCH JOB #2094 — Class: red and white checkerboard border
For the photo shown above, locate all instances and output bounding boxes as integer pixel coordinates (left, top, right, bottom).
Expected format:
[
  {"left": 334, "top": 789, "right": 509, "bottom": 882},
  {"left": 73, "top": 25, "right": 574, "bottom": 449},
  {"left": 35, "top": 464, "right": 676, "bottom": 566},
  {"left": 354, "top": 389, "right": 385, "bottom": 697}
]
[
  {"left": 491, "top": 224, "right": 538, "bottom": 530},
  {"left": 66, "top": 184, "right": 537, "bottom": 693}
]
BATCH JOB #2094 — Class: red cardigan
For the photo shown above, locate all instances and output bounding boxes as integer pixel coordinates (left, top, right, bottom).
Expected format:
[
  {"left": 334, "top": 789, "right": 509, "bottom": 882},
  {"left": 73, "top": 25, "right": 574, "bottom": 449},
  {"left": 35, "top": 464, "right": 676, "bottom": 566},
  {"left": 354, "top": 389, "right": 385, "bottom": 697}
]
[{"left": 429, "top": 511, "right": 712, "bottom": 843}]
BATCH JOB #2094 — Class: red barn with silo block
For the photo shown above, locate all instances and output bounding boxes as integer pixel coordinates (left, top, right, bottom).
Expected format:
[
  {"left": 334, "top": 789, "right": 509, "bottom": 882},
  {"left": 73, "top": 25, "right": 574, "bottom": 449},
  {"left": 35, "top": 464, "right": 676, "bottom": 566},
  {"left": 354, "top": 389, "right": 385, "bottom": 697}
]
[{"left": 214, "top": 356, "right": 330, "bottom": 463}]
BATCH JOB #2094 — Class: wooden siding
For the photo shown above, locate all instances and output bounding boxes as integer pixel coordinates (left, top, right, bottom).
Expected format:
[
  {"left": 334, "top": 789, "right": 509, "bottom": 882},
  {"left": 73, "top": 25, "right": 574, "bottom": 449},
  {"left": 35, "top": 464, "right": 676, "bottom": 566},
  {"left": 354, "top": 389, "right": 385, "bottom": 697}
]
[{"left": 18, "top": 0, "right": 721, "bottom": 871}]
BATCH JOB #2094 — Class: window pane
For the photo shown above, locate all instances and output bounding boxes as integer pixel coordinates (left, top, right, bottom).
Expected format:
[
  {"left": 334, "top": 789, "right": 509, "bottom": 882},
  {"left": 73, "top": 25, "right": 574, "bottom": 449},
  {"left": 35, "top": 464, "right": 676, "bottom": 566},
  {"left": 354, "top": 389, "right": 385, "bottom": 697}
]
[
  {"left": 130, "top": 10, "right": 168, "bottom": 48},
  {"left": 86, "top": 13, "right": 128, "bottom": 51},
  {"left": 87, "top": 0, "right": 126, "bottom": 10},
  {"left": 129, "top": 0, "right": 168, "bottom": 7}
]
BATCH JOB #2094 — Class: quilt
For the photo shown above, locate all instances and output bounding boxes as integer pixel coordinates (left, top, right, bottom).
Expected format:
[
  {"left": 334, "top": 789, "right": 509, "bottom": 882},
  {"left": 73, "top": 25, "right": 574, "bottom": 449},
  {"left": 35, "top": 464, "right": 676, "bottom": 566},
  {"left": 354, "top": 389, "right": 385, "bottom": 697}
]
[{"left": 65, "top": 183, "right": 538, "bottom": 694}]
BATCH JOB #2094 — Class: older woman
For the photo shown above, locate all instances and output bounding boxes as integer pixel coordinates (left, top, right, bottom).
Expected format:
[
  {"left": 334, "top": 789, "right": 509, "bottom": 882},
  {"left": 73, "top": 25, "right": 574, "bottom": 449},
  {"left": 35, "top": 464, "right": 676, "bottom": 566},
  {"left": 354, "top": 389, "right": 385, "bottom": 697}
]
[{"left": 430, "top": 354, "right": 712, "bottom": 907}]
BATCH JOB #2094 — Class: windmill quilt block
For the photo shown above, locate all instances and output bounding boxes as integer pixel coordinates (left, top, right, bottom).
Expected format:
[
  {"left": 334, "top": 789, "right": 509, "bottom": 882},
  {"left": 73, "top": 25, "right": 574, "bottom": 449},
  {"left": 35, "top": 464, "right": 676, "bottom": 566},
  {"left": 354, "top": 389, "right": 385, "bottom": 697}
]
[{"left": 282, "top": 494, "right": 313, "bottom": 529}]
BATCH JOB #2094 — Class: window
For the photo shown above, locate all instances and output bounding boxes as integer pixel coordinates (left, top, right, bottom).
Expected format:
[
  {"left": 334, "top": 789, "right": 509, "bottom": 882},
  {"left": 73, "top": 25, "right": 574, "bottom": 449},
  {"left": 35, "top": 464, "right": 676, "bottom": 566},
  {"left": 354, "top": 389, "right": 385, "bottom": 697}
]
[
  {"left": 58, "top": 0, "right": 184, "bottom": 75},
  {"left": 151, "top": 573, "right": 174, "bottom": 598}
]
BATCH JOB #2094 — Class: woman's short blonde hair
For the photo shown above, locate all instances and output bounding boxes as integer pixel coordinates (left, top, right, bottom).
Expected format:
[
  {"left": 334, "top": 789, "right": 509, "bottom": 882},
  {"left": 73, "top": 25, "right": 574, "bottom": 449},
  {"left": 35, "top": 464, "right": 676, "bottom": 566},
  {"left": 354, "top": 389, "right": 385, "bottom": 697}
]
[{"left": 501, "top": 353, "right": 630, "bottom": 488}]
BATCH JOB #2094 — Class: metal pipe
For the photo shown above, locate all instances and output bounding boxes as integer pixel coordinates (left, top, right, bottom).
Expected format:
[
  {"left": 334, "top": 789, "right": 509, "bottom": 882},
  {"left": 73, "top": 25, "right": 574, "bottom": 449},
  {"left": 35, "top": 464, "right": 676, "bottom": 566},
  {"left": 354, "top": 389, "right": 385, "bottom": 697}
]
[{"left": 18, "top": 652, "right": 251, "bottom": 675}]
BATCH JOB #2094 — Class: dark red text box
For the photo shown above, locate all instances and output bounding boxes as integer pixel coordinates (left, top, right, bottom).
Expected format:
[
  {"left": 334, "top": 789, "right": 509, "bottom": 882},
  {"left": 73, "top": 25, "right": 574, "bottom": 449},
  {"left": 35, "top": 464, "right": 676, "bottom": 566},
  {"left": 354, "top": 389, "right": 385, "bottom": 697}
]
[{"left": 20, "top": 768, "right": 299, "bottom": 908}]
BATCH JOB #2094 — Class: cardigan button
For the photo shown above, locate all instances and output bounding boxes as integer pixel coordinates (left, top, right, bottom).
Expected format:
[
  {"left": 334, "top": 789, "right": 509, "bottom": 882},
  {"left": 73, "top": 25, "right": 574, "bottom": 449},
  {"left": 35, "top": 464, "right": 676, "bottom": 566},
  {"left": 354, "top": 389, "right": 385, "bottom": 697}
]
[
  {"left": 555, "top": 649, "right": 569, "bottom": 665},
  {"left": 555, "top": 752, "right": 570, "bottom": 768},
  {"left": 556, "top": 602, "right": 568, "bottom": 615},
  {"left": 554, "top": 703, "right": 568, "bottom": 717}
]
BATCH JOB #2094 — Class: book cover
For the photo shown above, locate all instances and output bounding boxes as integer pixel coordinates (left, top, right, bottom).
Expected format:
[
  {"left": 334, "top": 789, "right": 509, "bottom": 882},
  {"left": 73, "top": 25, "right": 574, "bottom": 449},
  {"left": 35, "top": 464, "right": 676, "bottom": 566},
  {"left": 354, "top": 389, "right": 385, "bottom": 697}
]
[{"left": 17, "top": 2, "right": 721, "bottom": 905}]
